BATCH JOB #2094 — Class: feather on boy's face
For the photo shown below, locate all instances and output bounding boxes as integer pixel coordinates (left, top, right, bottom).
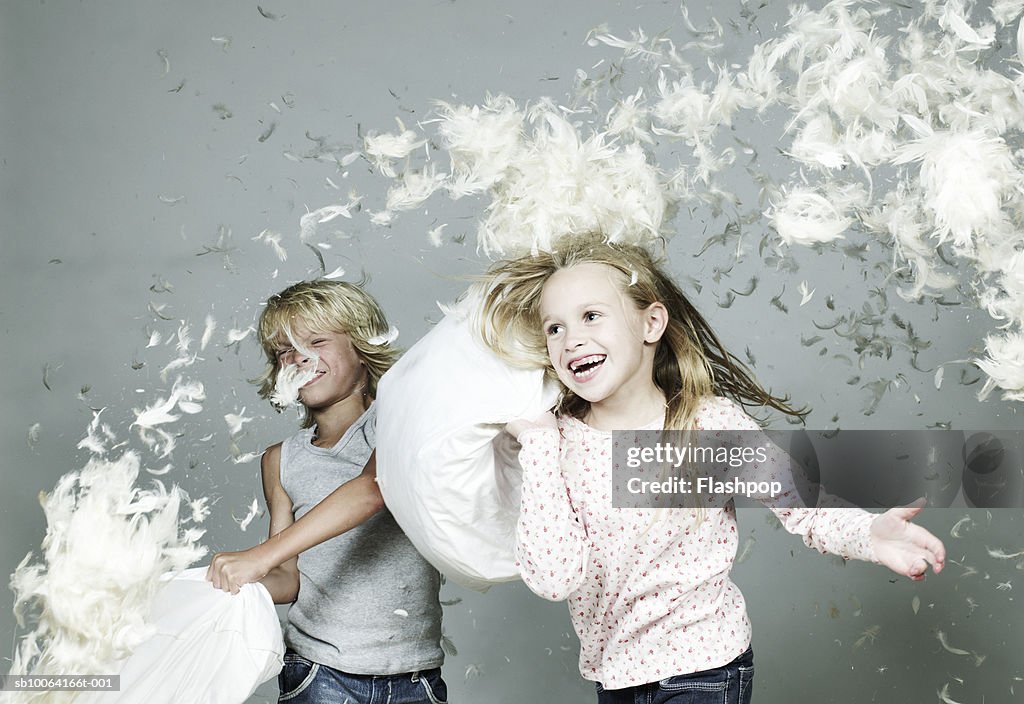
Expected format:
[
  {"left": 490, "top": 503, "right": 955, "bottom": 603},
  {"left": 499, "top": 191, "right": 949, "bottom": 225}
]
[{"left": 275, "top": 324, "right": 366, "bottom": 411}]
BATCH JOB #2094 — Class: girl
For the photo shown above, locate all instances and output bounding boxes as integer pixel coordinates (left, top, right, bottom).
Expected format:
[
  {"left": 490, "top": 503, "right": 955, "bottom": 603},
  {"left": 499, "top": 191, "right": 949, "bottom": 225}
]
[
  {"left": 477, "top": 233, "right": 944, "bottom": 704},
  {"left": 206, "top": 280, "right": 447, "bottom": 704}
]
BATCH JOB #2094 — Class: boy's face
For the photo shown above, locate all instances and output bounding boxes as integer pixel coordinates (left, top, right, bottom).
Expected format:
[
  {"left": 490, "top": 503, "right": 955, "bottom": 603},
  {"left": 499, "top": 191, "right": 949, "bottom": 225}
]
[{"left": 274, "top": 323, "right": 366, "bottom": 411}]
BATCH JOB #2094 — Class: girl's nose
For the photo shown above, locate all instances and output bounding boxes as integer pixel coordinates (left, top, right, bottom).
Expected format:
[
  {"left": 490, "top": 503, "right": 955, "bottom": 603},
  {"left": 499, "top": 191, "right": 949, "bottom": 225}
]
[{"left": 564, "top": 331, "right": 585, "bottom": 351}]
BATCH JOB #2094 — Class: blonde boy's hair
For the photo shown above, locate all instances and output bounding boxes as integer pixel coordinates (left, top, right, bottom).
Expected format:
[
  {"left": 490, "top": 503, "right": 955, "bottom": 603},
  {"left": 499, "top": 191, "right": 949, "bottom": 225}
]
[
  {"left": 256, "top": 280, "right": 399, "bottom": 428},
  {"left": 477, "top": 232, "right": 804, "bottom": 430}
]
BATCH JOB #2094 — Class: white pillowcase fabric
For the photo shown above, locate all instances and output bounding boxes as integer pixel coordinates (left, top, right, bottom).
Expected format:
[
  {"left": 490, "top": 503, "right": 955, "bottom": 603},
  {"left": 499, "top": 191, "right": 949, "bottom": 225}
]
[
  {"left": 76, "top": 567, "right": 284, "bottom": 704},
  {"left": 376, "top": 291, "right": 559, "bottom": 591}
]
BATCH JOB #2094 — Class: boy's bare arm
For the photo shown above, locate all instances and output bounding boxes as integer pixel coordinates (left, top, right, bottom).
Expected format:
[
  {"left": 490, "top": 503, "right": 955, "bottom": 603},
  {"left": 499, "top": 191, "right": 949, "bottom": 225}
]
[
  {"left": 259, "top": 450, "right": 384, "bottom": 563},
  {"left": 207, "top": 444, "right": 300, "bottom": 600},
  {"left": 207, "top": 448, "right": 384, "bottom": 596}
]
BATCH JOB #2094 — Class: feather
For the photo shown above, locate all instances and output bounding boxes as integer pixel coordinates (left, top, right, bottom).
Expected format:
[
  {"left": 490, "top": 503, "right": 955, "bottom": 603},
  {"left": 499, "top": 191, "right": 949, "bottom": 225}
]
[
  {"left": 230, "top": 449, "right": 262, "bottom": 465},
  {"left": 41, "top": 362, "right": 59, "bottom": 391},
  {"left": 199, "top": 314, "right": 216, "bottom": 351},
  {"left": 799, "top": 280, "right": 815, "bottom": 306},
  {"left": 940, "top": 2, "right": 995, "bottom": 48},
  {"left": 934, "top": 629, "right": 985, "bottom": 666},
  {"left": 156, "top": 48, "right": 170, "bottom": 77},
  {"left": 427, "top": 223, "right": 448, "bottom": 247},
  {"left": 605, "top": 88, "right": 654, "bottom": 144},
  {"left": 235, "top": 498, "right": 262, "bottom": 532},
  {"left": 478, "top": 102, "right": 669, "bottom": 256},
  {"left": 385, "top": 165, "right": 447, "bottom": 211},
  {"left": 189, "top": 498, "right": 211, "bottom": 524},
  {"left": 253, "top": 229, "right": 288, "bottom": 261},
  {"left": 367, "top": 326, "right": 400, "bottom": 346},
  {"left": 937, "top": 683, "right": 964, "bottom": 704},
  {"left": 435, "top": 95, "right": 525, "bottom": 198},
  {"left": 27, "top": 422, "right": 41, "bottom": 449},
  {"left": 787, "top": 113, "right": 846, "bottom": 169},
  {"left": 993, "top": 0, "right": 1024, "bottom": 25},
  {"left": 768, "top": 186, "right": 851, "bottom": 245},
  {"left": 369, "top": 209, "right": 395, "bottom": 227},
  {"left": 950, "top": 515, "right": 973, "bottom": 538},
  {"left": 77, "top": 409, "right": 112, "bottom": 456},
  {"left": 7, "top": 452, "right": 206, "bottom": 677},
  {"left": 892, "top": 129, "right": 1018, "bottom": 253},
  {"left": 584, "top": 25, "right": 661, "bottom": 59},
  {"left": 159, "top": 349, "right": 197, "bottom": 384},
  {"left": 975, "top": 331, "right": 1024, "bottom": 401},
  {"left": 980, "top": 251, "right": 1024, "bottom": 324},
  {"left": 269, "top": 363, "right": 315, "bottom": 409},
  {"left": 131, "top": 377, "right": 206, "bottom": 431},
  {"left": 224, "top": 408, "right": 253, "bottom": 436},
  {"left": 269, "top": 328, "right": 318, "bottom": 410},
  {"left": 299, "top": 202, "right": 357, "bottom": 242},
  {"left": 363, "top": 118, "right": 425, "bottom": 177},
  {"left": 225, "top": 326, "right": 255, "bottom": 345}
]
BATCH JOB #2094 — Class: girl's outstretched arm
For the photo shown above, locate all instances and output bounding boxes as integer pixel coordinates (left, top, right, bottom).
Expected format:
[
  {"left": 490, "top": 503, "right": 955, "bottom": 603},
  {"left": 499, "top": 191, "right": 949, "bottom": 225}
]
[{"left": 511, "top": 412, "right": 591, "bottom": 601}]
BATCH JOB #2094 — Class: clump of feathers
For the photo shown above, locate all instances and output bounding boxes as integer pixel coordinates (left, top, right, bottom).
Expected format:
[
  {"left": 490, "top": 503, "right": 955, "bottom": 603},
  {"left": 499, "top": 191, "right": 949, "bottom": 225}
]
[
  {"left": 340, "top": 0, "right": 1024, "bottom": 400},
  {"left": 7, "top": 452, "right": 206, "bottom": 686}
]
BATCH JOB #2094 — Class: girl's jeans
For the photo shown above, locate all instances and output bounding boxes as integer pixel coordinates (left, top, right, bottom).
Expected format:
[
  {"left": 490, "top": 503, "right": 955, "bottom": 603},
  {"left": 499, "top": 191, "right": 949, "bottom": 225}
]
[{"left": 595, "top": 646, "right": 754, "bottom": 704}]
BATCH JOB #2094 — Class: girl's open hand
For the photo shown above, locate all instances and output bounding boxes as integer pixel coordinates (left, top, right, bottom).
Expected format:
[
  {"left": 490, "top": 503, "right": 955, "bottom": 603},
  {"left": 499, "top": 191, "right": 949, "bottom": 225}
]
[
  {"left": 505, "top": 411, "right": 558, "bottom": 440},
  {"left": 870, "top": 500, "right": 945, "bottom": 581}
]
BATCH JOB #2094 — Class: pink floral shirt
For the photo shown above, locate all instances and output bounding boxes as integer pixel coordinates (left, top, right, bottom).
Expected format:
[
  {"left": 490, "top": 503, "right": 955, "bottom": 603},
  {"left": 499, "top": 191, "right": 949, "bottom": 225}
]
[{"left": 515, "top": 396, "right": 878, "bottom": 689}]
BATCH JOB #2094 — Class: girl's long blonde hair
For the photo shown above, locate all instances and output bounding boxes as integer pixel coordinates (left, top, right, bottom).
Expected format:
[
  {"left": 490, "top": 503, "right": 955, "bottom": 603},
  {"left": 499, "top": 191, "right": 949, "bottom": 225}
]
[{"left": 477, "top": 232, "right": 805, "bottom": 429}]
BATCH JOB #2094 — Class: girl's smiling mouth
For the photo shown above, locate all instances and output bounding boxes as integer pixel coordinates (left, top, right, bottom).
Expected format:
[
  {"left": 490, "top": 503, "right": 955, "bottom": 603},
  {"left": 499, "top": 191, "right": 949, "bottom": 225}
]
[{"left": 568, "top": 354, "right": 606, "bottom": 381}]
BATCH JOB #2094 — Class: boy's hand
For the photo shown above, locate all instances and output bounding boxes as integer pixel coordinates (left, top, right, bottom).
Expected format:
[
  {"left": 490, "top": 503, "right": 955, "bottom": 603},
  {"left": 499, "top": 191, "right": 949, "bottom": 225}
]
[
  {"left": 206, "top": 545, "right": 273, "bottom": 594},
  {"left": 505, "top": 411, "right": 557, "bottom": 440},
  {"left": 869, "top": 499, "right": 946, "bottom": 581}
]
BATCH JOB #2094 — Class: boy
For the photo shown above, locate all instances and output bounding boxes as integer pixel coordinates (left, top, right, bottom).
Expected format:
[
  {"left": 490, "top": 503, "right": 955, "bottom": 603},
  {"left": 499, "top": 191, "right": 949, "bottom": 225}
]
[{"left": 207, "top": 280, "right": 447, "bottom": 704}]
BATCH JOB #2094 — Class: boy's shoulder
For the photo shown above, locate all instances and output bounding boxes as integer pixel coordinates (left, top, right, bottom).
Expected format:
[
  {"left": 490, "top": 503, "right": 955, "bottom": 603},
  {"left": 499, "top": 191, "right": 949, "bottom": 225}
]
[{"left": 261, "top": 441, "right": 284, "bottom": 469}]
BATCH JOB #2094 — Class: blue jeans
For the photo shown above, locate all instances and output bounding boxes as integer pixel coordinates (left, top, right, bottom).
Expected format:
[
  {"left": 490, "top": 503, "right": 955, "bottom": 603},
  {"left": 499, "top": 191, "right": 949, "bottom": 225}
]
[
  {"left": 595, "top": 646, "right": 754, "bottom": 704},
  {"left": 279, "top": 650, "right": 447, "bottom": 704}
]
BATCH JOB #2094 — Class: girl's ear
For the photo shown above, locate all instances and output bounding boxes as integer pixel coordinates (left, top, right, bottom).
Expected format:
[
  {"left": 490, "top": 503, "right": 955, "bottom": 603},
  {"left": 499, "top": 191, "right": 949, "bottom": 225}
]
[{"left": 643, "top": 302, "right": 669, "bottom": 343}]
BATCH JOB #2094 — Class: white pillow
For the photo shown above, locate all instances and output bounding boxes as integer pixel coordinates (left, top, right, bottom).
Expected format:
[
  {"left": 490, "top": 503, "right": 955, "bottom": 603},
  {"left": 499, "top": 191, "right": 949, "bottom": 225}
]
[
  {"left": 376, "top": 290, "right": 559, "bottom": 591},
  {"left": 76, "top": 567, "right": 283, "bottom": 703}
]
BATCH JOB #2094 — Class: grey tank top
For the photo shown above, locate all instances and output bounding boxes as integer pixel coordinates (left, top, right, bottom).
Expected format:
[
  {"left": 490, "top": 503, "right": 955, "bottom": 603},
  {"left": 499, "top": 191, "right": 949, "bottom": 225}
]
[{"left": 279, "top": 403, "right": 444, "bottom": 674}]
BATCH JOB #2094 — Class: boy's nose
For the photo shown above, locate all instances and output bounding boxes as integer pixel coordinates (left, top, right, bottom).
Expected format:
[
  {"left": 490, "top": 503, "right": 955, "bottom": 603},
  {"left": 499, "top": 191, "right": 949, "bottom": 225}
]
[{"left": 283, "top": 349, "right": 310, "bottom": 366}]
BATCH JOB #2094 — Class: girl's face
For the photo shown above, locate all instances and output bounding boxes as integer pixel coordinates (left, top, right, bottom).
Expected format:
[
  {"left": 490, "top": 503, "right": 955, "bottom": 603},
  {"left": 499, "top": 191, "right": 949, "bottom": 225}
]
[
  {"left": 275, "top": 323, "right": 366, "bottom": 411},
  {"left": 539, "top": 262, "right": 664, "bottom": 410}
]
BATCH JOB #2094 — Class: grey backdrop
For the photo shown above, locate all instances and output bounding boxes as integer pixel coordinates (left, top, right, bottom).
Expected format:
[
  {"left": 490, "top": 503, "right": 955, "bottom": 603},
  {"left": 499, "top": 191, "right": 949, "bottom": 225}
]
[{"left": 2, "top": 2, "right": 1022, "bottom": 703}]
